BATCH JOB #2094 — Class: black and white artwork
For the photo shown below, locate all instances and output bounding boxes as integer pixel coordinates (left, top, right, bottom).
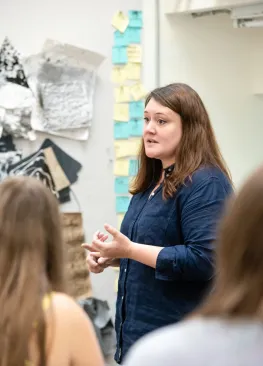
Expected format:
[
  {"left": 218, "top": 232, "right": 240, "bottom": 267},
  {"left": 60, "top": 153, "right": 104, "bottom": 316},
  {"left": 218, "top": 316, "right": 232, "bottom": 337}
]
[{"left": 0, "top": 38, "right": 29, "bottom": 88}]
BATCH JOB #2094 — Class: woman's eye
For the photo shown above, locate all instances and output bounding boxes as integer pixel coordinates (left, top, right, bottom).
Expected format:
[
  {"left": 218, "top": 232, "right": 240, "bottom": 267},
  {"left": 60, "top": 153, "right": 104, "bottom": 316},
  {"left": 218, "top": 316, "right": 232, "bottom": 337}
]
[
  {"left": 144, "top": 117, "right": 149, "bottom": 123},
  {"left": 158, "top": 119, "right": 166, "bottom": 125}
]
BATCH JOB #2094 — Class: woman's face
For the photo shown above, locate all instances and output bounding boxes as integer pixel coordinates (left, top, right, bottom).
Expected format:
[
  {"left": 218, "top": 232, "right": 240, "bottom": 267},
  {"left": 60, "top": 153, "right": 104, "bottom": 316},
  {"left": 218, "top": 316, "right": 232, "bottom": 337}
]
[{"left": 143, "top": 98, "right": 182, "bottom": 167}]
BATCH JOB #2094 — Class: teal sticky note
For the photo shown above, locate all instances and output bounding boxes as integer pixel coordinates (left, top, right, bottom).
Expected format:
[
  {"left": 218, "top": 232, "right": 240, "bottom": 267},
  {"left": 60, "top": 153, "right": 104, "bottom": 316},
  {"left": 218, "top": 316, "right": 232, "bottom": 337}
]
[
  {"left": 116, "top": 196, "right": 130, "bottom": 213},
  {"left": 114, "top": 30, "right": 130, "bottom": 47},
  {"left": 128, "top": 10, "right": 143, "bottom": 28},
  {"left": 129, "top": 119, "right": 143, "bottom": 137},
  {"left": 129, "top": 159, "right": 139, "bottom": 176},
  {"left": 128, "top": 27, "right": 141, "bottom": 44},
  {"left": 115, "top": 177, "right": 129, "bottom": 194},
  {"left": 114, "top": 27, "right": 141, "bottom": 46},
  {"left": 114, "top": 122, "right": 130, "bottom": 139},
  {"left": 112, "top": 46, "right": 128, "bottom": 64},
  {"left": 129, "top": 101, "right": 144, "bottom": 119}
]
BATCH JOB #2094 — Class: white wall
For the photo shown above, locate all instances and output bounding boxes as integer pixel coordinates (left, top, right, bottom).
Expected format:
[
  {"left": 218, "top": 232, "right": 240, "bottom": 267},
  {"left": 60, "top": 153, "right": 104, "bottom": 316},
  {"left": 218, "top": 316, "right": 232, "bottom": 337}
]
[
  {"left": 146, "top": 4, "right": 263, "bottom": 187},
  {"left": 0, "top": 0, "right": 141, "bottom": 317}
]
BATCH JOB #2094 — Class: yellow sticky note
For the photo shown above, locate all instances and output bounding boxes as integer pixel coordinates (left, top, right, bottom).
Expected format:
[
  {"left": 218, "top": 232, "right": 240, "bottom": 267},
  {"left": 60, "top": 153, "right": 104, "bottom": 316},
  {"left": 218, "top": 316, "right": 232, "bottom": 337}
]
[
  {"left": 130, "top": 83, "right": 148, "bottom": 101},
  {"left": 114, "top": 159, "right": 129, "bottom": 176},
  {"left": 127, "top": 45, "right": 142, "bottom": 63},
  {"left": 114, "top": 269, "right": 120, "bottom": 292},
  {"left": 117, "top": 213, "right": 125, "bottom": 230},
  {"left": 114, "top": 85, "right": 131, "bottom": 103},
  {"left": 114, "top": 103, "right": 129, "bottom": 122},
  {"left": 126, "top": 63, "right": 141, "bottom": 80},
  {"left": 112, "top": 66, "right": 128, "bottom": 84},
  {"left": 114, "top": 139, "right": 141, "bottom": 158},
  {"left": 111, "top": 11, "right": 129, "bottom": 33}
]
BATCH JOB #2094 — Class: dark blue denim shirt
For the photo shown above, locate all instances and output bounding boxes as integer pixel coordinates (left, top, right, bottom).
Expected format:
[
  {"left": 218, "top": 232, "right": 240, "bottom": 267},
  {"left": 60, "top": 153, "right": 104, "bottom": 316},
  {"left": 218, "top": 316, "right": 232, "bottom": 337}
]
[{"left": 115, "top": 166, "right": 233, "bottom": 364}]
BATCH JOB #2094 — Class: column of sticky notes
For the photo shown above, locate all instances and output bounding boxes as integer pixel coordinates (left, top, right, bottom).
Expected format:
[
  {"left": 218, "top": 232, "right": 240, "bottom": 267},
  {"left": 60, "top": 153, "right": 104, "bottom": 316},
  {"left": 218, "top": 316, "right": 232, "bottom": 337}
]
[
  {"left": 111, "top": 10, "right": 145, "bottom": 292},
  {"left": 111, "top": 10, "right": 145, "bottom": 230}
]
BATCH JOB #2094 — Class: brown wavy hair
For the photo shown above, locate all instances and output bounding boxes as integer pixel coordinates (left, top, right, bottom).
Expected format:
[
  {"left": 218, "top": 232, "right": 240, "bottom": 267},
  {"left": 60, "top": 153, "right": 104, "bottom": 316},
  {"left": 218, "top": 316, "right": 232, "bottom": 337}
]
[
  {"left": 0, "top": 176, "right": 65, "bottom": 366},
  {"left": 198, "top": 165, "right": 263, "bottom": 318},
  {"left": 130, "top": 83, "right": 231, "bottom": 198}
]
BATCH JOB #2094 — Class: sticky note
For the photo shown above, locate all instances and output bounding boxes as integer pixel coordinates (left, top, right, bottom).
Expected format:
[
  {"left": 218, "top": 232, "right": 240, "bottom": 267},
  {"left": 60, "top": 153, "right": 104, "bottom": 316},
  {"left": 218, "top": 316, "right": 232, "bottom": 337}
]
[
  {"left": 114, "top": 159, "right": 129, "bottom": 176},
  {"left": 116, "top": 196, "right": 130, "bottom": 213},
  {"left": 129, "top": 101, "right": 144, "bottom": 119},
  {"left": 115, "top": 177, "right": 129, "bottom": 194},
  {"left": 117, "top": 214, "right": 125, "bottom": 230},
  {"left": 112, "top": 46, "right": 128, "bottom": 64},
  {"left": 114, "top": 122, "right": 130, "bottom": 139},
  {"left": 127, "top": 45, "right": 142, "bottom": 63},
  {"left": 130, "top": 82, "right": 148, "bottom": 101},
  {"left": 114, "top": 27, "right": 141, "bottom": 47},
  {"left": 114, "top": 104, "right": 129, "bottom": 122},
  {"left": 126, "top": 63, "right": 141, "bottom": 80},
  {"left": 111, "top": 66, "right": 128, "bottom": 84},
  {"left": 127, "top": 27, "right": 141, "bottom": 44},
  {"left": 114, "top": 85, "right": 131, "bottom": 103},
  {"left": 114, "top": 139, "right": 141, "bottom": 158},
  {"left": 112, "top": 11, "right": 129, "bottom": 33},
  {"left": 129, "top": 159, "right": 139, "bottom": 176},
  {"left": 129, "top": 119, "right": 143, "bottom": 137},
  {"left": 128, "top": 10, "right": 143, "bottom": 28}
]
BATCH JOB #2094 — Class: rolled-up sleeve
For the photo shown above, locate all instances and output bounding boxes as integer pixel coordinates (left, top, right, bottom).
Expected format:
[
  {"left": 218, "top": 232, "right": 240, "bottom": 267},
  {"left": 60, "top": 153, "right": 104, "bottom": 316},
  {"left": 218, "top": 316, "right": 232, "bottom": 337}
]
[{"left": 155, "top": 177, "right": 230, "bottom": 281}]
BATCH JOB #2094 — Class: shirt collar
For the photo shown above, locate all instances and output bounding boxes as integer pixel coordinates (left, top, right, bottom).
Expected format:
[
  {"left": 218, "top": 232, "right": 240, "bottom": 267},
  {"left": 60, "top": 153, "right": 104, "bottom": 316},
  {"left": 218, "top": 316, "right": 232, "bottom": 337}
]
[{"left": 163, "top": 164, "right": 175, "bottom": 178}]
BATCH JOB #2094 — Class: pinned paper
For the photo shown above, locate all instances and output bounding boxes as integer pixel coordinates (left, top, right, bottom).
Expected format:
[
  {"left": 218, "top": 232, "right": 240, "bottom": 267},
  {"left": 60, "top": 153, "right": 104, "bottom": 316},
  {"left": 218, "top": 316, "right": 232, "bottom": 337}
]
[
  {"left": 114, "top": 122, "right": 129, "bottom": 139},
  {"left": 116, "top": 196, "right": 130, "bottom": 213},
  {"left": 112, "top": 46, "right": 128, "bottom": 64},
  {"left": 114, "top": 139, "right": 141, "bottom": 158},
  {"left": 114, "top": 27, "right": 141, "bottom": 47},
  {"left": 128, "top": 27, "right": 142, "bottom": 44},
  {"left": 127, "top": 45, "right": 142, "bottom": 63},
  {"left": 111, "top": 66, "right": 128, "bottom": 84},
  {"left": 129, "top": 159, "right": 139, "bottom": 176},
  {"left": 129, "top": 119, "right": 143, "bottom": 137},
  {"left": 114, "top": 104, "right": 129, "bottom": 122},
  {"left": 112, "top": 11, "right": 129, "bottom": 33},
  {"left": 128, "top": 10, "right": 143, "bottom": 28},
  {"left": 130, "top": 82, "right": 148, "bottom": 101},
  {"left": 114, "top": 85, "right": 131, "bottom": 103},
  {"left": 115, "top": 177, "right": 129, "bottom": 194},
  {"left": 114, "top": 159, "right": 129, "bottom": 176},
  {"left": 129, "top": 101, "right": 144, "bottom": 119},
  {"left": 117, "top": 214, "right": 125, "bottom": 230},
  {"left": 126, "top": 63, "right": 141, "bottom": 80}
]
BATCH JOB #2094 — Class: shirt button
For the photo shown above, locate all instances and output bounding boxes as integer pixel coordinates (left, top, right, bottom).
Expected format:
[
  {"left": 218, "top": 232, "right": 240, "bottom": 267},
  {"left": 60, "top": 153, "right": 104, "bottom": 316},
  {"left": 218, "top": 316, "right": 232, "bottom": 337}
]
[
  {"left": 119, "top": 348, "right": 122, "bottom": 358},
  {"left": 122, "top": 296, "right": 124, "bottom": 300},
  {"left": 124, "top": 268, "right": 127, "bottom": 273}
]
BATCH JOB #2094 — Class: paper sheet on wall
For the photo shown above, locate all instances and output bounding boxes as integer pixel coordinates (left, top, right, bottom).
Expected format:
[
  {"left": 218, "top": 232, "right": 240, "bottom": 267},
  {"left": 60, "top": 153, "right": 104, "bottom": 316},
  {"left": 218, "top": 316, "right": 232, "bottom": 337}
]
[
  {"left": 126, "top": 63, "right": 141, "bottom": 80},
  {"left": 111, "top": 11, "right": 129, "bottom": 33},
  {"left": 114, "top": 138, "right": 141, "bottom": 158},
  {"left": 127, "top": 45, "right": 142, "bottom": 63},
  {"left": 114, "top": 176, "right": 129, "bottom": 194},
  {"left": 129, "top": 101, "right": 144, "bottom": 119},
  {"left": 112, "top": 46, "right": 128, "bottom": 65},
  {"left": 111, "top": 66, "right": 128, "bottom": 84},
  {"left": 114, "top": 85, "right": 131, "bottom": 103},
  {"left": 129, "top": 159, "right": 139, "bottom": 176},
  {"left": 130, "top": 82, "right": 148, "bottom": 101},
  {"left": 114, "top": 122, "right": 129, "bottom": 139},
  {"left": 117, "top": 214, "right": 125, "bottom": 230},
  {"left": 129, "top": 119, "right": 143, "bottom": 137},
  {"left": 114, "top": 159, "right": 129, "bottom": 176},
  {"left": 114, "top": 27, "right": 141, "bottom": 47},
  {"left": 114, "top": 103, "right": 129, "bottom": 122},
  {"left": 128, "top": 10, "right": 143, "bottom": 28},
  {"left": 116, "top": 196, "right": 130, "bottom": 213}
]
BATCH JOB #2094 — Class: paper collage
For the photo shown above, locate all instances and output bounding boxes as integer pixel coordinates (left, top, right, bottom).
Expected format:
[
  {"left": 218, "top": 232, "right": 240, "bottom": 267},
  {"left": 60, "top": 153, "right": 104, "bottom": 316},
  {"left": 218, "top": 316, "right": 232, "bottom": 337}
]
[
  {"left": 0, "top": 37, "right": 105, "bottom": 141},
  {"left": 111, "top": 9, "right": 144, "bottom": 235}
]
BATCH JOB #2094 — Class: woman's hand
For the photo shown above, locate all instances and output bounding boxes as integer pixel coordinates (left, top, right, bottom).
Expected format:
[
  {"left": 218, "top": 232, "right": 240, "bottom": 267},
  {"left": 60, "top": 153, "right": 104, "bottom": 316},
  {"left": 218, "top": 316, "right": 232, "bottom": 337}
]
[
  {"left": 84, "top": 224, "right": 133, "bottom": 259},
  {"left": 83, "top": 231, "right": 113, "bottom": 274}
]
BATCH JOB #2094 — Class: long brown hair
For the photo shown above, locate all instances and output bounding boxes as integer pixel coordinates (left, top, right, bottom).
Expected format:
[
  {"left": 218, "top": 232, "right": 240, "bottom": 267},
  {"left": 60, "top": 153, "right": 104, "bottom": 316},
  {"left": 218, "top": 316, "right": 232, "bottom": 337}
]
[
  {"left": 0, "top": 176, "right": 65, "bottom": 366},
  {"left": 198, "top": 165, "right": 263, "bottom": 318},
  {"left": 130, "top": 83, "right": 231, "bottom": 198}
]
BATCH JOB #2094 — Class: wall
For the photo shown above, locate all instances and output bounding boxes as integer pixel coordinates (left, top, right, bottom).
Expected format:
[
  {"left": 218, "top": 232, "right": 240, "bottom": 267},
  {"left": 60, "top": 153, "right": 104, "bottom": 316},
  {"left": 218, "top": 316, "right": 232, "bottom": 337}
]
[
  {"left": 144, "top": 1, "right": 263, "bottom": 187},
  {"left": 0, "top": 0, "right": 141, "bottom": 317}
]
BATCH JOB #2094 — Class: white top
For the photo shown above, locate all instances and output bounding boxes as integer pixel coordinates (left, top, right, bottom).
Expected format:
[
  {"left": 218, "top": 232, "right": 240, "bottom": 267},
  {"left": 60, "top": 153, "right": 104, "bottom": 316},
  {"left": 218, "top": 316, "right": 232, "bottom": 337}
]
[{"left": 124, "top": 317, "right": 263, "bottom": 366}]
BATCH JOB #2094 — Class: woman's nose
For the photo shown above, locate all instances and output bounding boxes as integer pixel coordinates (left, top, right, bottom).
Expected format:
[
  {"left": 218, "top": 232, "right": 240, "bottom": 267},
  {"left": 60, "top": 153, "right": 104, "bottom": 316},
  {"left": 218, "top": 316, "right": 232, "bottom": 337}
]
[{"left": 145, "top": 120, "right": 156, "bottom": 133}]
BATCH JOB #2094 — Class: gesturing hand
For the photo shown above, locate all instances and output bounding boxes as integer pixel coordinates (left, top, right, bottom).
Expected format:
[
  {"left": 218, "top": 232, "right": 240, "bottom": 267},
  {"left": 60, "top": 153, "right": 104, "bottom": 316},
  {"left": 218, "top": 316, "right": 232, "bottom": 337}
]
[{"left": 84, "top": 224, "right": 132, "bottom": 259}]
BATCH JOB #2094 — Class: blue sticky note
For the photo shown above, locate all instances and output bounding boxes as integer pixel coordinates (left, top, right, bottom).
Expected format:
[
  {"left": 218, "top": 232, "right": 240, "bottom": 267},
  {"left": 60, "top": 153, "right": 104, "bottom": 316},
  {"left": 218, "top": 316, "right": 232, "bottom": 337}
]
[
  {"left": 114, "top": 122, "right": 130, "bottom": 139},
  {"left": 129, "top": 159, "right": 139, "bottom": 176},
  {"left": 115, "top": 177, "right": 129, "bottom": 194},
  {"left": 129, "top": 119, "right": 143, "bottom": 137},
  {"left": 129, "top": 101, "right": 144, "bottom": 119},
  {"left": 128, "top": 27, "right": 141, "bottom": 44},
  {"left": 116, "top": 196, "right": 130, "bottom": 213},
  {"left": 128, "top": 10, "right": 143, "bottom": 28},
  {"left": 114, "top": 30, "right": 130, "bottom": 47},
  {"left": 112, "top": 46, "right": 128, "bottom": 64},
  {"left": 114, "top": 27, "right": 141, "bottom": 46}
]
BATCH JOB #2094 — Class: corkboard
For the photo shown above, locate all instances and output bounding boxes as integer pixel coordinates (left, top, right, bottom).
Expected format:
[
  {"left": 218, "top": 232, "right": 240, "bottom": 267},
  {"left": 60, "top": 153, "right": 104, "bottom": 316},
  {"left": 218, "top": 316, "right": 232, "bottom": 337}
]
[{"left": 61, "top": 212, "right": 92, "bottom": 299}]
